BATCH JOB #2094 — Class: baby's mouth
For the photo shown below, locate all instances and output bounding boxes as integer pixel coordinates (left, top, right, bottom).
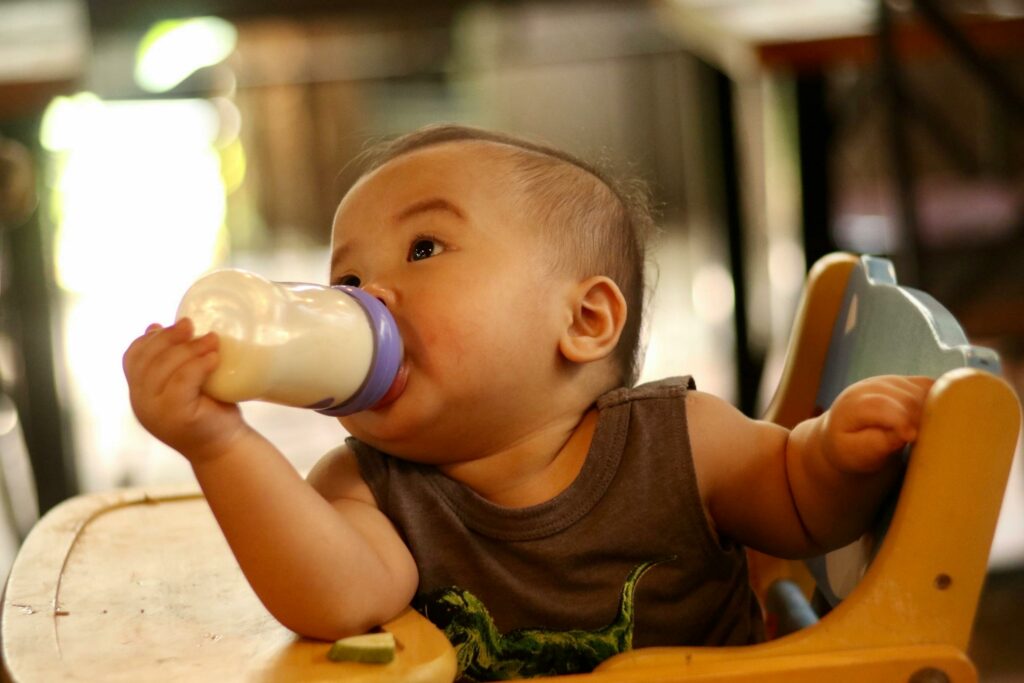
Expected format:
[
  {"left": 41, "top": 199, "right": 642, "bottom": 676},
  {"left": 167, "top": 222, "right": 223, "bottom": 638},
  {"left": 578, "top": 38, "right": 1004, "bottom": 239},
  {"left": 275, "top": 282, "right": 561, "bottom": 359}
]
[{"left": 370, "top": 361, "right": 408, "bottom": 410}]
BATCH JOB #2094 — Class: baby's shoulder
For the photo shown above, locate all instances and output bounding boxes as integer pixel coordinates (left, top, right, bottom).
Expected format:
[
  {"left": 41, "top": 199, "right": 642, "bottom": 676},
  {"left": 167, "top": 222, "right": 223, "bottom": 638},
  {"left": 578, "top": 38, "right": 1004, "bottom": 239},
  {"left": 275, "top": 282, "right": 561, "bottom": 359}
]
[
  {"left": 306, "top": 443, "right": 377, "bottom": 508},
  {"left": 684, "top": 387, "right": 774, "bottom": 453}
]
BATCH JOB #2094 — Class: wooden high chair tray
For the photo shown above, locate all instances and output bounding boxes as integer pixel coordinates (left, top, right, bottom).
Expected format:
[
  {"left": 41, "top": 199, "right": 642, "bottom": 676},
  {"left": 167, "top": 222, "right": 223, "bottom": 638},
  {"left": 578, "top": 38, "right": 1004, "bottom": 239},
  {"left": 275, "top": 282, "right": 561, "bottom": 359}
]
[{"left": 1, "top": 487, "right": 456, "bottom": 683}]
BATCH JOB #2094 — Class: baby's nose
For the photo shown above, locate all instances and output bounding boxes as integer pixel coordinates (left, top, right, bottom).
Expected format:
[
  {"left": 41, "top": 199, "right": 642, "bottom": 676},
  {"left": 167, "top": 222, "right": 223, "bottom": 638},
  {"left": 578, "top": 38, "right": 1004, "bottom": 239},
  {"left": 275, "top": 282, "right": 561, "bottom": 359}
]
[{"left": 360, "top": 283, "right": 396, "bottom": 309}]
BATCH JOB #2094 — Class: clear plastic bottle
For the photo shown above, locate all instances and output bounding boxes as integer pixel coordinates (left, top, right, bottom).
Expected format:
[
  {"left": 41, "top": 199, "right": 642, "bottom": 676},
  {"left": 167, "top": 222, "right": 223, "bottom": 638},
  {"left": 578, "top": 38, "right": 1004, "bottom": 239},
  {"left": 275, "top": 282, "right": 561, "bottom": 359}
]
[{"left": 175, "top": 269, "right": 402, "bottom": 416}]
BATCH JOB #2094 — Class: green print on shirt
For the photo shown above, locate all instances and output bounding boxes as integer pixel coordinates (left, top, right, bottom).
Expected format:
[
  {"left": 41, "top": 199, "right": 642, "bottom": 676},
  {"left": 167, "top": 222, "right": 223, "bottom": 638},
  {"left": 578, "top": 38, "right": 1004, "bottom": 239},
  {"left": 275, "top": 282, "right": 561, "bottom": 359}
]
[{"left": 413, "top": 558, "right": 671, "bottom": 681}]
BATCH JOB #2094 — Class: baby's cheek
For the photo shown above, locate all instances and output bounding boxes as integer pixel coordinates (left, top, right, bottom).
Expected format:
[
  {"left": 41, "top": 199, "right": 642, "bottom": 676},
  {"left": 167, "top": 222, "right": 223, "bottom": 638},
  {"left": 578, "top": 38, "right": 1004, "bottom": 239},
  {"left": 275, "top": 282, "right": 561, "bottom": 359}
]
[{"left": 417, "top": 317, "right": 468, "bottom": 360}]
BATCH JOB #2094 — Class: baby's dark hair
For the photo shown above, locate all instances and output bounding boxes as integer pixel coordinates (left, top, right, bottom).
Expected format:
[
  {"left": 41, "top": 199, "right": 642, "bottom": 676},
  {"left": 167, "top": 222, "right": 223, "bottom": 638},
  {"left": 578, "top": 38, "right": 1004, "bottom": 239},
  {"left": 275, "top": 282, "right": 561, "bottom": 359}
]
[{"left": 360, "top": 124, "right": 656, "bottom": 387}]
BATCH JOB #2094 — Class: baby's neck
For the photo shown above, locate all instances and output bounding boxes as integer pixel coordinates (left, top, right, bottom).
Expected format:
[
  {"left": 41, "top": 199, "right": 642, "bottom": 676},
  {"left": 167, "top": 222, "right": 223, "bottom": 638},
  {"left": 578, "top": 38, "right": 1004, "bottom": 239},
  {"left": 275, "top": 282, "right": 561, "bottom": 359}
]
[{"left": 437, "top": 409, "right": 599, "bottom": 508}]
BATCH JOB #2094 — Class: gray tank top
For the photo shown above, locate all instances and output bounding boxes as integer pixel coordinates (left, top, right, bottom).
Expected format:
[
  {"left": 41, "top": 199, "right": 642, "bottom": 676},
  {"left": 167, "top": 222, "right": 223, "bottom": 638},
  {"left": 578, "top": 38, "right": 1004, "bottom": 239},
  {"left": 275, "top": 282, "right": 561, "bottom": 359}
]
[{"left": 352, "top": 377, "right": 763, "bottom": 679}]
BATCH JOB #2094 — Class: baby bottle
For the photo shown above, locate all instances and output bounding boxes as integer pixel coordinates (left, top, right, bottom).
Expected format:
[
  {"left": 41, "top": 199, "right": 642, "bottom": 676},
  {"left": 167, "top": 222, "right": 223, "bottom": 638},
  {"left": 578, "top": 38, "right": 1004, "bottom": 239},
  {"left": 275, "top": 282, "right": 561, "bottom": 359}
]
[{"left": 175, "top": 269, "right": 402, "bottom": 416}]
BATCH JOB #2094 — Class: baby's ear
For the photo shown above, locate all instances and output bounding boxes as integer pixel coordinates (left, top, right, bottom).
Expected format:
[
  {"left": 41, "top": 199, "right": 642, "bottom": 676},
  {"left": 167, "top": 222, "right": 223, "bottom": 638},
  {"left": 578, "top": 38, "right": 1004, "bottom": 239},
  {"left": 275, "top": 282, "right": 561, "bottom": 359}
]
[{"left": 558, "top": 276, "right": 627, "bottom": 365}]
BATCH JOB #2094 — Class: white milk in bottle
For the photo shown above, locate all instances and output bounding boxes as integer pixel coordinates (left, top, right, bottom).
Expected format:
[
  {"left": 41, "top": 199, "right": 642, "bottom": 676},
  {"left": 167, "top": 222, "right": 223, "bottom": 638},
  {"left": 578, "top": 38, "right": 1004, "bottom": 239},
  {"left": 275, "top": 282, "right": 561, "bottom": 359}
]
[{"left": 175, "top": 269, "right": 402, "bottom": 415}]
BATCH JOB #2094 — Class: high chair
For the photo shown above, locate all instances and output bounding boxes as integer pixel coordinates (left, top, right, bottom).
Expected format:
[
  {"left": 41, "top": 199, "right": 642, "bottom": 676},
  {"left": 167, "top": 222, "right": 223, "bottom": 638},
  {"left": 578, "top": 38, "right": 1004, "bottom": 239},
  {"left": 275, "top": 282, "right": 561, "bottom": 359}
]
[{"left": 2, "top": 253, "right": 1020, "bottom": 682}]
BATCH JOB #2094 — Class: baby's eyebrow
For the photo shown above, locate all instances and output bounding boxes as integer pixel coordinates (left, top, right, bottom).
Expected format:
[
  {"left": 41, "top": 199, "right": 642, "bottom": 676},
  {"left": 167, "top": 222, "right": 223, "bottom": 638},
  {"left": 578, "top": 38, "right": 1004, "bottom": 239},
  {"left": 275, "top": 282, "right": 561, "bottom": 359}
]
[
  {"left": 331, "top": 197, "right": 465, "bottom": 273},
  {"left": 396, "top": 197, "right": 465, "bottom": 223}
]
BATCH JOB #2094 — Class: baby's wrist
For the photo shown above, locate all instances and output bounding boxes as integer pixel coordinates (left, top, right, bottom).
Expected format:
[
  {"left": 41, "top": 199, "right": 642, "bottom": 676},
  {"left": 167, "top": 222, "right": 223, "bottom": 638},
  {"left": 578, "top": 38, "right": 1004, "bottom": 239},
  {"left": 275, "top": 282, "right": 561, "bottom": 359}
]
[{"left": 180, "top": 422, "right": 259, "bottom": 467}]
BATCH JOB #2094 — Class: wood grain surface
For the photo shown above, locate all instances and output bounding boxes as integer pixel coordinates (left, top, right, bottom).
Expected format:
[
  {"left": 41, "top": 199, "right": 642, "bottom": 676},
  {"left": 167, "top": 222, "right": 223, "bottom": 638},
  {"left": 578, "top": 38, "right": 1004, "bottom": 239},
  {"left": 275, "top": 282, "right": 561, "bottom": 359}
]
[{"left": 1, "top": 486, "right": 455, "bottom": 682}]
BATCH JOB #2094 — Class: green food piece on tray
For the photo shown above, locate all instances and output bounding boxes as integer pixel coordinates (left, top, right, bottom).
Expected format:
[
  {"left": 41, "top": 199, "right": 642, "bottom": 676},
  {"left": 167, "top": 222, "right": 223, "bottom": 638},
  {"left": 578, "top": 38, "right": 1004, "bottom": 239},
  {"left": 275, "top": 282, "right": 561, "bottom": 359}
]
[{"left": 327, "top": 632, "right": 396, "bottom": 664}]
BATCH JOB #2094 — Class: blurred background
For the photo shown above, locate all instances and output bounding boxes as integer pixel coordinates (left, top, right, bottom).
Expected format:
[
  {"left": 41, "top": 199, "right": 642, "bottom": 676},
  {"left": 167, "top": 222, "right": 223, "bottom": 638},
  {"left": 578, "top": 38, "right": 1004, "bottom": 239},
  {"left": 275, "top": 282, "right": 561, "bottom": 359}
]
[{"left": 0, "top": 0, "right": 1022, "bottom": 679}]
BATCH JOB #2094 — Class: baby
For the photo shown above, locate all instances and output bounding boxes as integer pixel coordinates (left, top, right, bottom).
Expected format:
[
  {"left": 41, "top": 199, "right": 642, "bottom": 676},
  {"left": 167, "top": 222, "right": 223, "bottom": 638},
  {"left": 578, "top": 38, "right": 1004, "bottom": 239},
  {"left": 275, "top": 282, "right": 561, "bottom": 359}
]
[{"left": 123, "top": 124, "right": 932, "bottom": 680}]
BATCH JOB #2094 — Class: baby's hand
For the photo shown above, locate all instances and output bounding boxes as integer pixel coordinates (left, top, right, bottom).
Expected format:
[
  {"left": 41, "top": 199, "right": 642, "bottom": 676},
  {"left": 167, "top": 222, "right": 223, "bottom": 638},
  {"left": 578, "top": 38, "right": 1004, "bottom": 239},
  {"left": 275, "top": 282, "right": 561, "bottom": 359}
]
[
  {"left": 821, "top": 375, "right": 934, "bottom": 475},
  {"left": 123, "top": 318, "right": 249, "bottom": 463}
]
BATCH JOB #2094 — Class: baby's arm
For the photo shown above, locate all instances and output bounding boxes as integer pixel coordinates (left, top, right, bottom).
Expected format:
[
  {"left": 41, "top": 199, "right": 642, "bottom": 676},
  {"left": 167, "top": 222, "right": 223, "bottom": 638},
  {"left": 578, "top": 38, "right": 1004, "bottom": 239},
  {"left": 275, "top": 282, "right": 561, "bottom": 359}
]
[
  {"left": 123, "top": 319, "right": 417, "bottom": 640},
  {"left": 688, "top": 376, "right": 933, "bottom": 557}
]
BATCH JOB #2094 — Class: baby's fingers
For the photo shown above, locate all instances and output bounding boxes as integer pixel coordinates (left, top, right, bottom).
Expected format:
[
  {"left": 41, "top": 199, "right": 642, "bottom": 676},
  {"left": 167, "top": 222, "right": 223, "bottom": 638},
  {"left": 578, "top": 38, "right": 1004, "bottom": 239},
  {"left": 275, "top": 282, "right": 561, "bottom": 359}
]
[
  {"left": 145, "top": 331, "right": 218, "bottom": 397},
  {"left": 878, "top": 376, "right": 934, "bottom": 406},
  {"left": 905, "top": 376, "right": 935, "bottom": 391},
  {"left": 839, "top": 427, "right": 910, "bottom": 472},
  {"left": 848, "top": 393, "right": 921, "bottom": 442},
  {"left": 124, "top": 321, "right": 216, "bottom": 396},
  {"left": 839, "top": 376, "right": 933, "bottom": 431},
  {"left": 880, "top": 376, "right": 934, "bottom": 437},
  {"left": 123, "top": 325, "right": 160, "bottom": 377},
  {"left": 164, "top": 344, "right": 220, "bottom": 404},
  {"left": 123, "top": 319, "right": 193, "bottom": 378}
]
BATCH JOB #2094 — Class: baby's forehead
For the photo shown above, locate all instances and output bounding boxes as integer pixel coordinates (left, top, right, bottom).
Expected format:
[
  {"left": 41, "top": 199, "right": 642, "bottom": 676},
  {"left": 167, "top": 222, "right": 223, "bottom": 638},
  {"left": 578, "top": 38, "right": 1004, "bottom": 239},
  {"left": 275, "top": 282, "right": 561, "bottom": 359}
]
[
  {"left": 339, "top": 141, "right": 527, "bottom": 215},
  {"left": 370, "top": 140, "right": 524, "bottom": 184},
  {"left": 333, "top": 142, "right": 549, "bottom": 237},
  {"left": 337, "top": 136, "right": 602, "bottom": 246}
]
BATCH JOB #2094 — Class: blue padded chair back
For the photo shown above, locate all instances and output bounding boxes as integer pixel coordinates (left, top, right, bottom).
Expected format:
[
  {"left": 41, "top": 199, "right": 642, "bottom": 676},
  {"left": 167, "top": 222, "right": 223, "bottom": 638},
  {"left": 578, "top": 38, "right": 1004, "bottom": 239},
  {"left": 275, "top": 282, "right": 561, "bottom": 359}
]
[{"left": 806, "top": 255, "right": 1001, "bottom": 605}]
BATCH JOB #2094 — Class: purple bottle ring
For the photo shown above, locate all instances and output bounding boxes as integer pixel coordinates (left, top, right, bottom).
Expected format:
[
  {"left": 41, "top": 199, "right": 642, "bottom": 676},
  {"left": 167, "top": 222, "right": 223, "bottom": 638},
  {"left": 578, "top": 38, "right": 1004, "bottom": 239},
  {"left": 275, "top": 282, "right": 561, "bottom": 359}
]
[{"left": 315, "top": 286, "right": 403, "bottom": 416}]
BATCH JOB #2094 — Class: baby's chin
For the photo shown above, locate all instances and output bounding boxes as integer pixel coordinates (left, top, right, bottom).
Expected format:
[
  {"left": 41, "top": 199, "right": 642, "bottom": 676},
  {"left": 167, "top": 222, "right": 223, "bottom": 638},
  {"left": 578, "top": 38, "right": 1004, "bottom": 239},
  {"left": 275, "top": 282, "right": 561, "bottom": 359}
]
[
  {"left": 339, "top": 382, "right": 509, "bottom": 463},
  {"left": 340, "top": 416, "right": 473, "bottom": 465},
  {"left": 341, "top": 414, "right": 427, "bottom": 458}
]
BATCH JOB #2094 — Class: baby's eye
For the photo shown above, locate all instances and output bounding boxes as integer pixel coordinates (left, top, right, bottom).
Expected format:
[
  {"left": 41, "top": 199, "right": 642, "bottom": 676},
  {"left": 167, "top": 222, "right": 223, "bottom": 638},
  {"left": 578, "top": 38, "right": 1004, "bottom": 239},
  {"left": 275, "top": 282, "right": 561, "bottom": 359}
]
[
  {"left": 336, "top": 274, "right": 361, "bottom": 287},
  {"left": 408, "top": 237, "right": 445, "bottom": 262}
]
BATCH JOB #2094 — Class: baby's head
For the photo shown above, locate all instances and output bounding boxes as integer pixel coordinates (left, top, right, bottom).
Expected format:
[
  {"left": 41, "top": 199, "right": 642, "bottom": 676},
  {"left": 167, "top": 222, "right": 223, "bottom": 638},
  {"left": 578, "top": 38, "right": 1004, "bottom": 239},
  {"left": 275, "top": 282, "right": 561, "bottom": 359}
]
[
  {"left": 358, "top": 124, "right": 655, "bottom": 386},
  {"left": 331, "top": 124, "right": 655, "bottom": 460}
]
